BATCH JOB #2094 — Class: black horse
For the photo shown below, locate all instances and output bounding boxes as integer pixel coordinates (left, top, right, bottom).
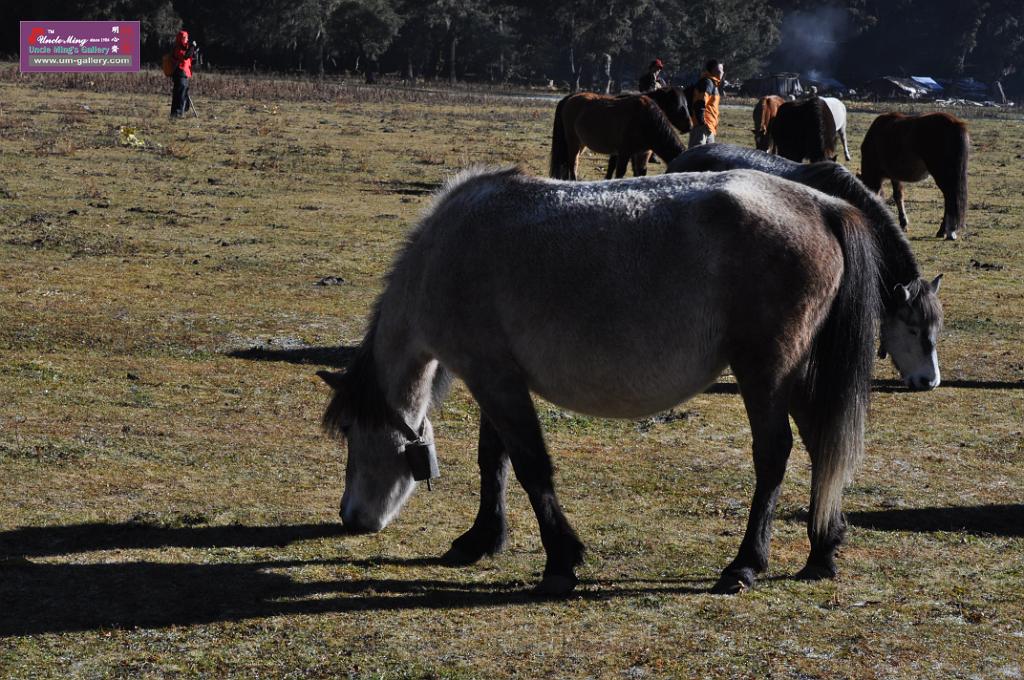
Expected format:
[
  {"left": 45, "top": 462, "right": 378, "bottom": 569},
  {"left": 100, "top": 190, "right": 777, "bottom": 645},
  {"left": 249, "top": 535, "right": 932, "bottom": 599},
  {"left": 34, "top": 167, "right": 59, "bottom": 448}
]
[{"left": 770, "top": 97, "right": 838, "bottom": 163}]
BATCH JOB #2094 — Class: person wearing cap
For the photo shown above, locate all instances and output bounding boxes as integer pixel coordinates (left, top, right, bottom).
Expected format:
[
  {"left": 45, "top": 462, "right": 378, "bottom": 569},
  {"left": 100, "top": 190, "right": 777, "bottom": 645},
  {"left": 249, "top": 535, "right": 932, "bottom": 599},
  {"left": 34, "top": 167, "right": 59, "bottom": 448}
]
[
  {"left": 170, "top": 29, "right": 196, "bottom": 118},
  {"left": 689, "top": 59, "right": 724, "bottom": 146},
  {"left": 639, "top": 59, "right": 667, "bottom": 93}
]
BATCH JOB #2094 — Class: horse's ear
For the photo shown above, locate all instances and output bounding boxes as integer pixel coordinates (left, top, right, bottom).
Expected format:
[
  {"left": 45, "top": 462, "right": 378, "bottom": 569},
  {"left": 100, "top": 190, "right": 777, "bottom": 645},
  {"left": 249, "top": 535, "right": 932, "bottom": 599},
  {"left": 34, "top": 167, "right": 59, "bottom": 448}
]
[
  {"left": 894, "top": 284, "right": 912, "bottom": 305},
  {"left": 317, "top": 369, "right": 349, "bottom": 392},
  {"left": 930, "top": 274, "right": 943, "bottom": 294}
]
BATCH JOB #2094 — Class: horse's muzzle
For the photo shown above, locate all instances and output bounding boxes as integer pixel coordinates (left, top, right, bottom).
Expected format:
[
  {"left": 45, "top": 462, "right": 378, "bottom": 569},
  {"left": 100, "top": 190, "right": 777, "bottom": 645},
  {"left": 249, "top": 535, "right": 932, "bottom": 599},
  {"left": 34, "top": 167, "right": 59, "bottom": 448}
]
[
  {"left": 906, "top": 375, "right": 939, "bottom": 391},
  {"left": 339, "top": 510, "right": 379, "bottom": 534}
]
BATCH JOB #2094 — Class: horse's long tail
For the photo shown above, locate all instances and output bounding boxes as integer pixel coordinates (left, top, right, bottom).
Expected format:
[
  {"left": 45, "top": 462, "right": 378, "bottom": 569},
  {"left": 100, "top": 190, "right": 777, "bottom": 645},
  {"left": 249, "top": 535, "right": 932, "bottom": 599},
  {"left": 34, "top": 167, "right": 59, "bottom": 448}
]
[
  {"left": 801, "top": 203, "right": 880, "bottom": 536},
  {"left": 952, "top": 124, "right": 970, "bottom": 234},
  {"left": 549, "top": 96, "right": 570, "bottom": 178}
]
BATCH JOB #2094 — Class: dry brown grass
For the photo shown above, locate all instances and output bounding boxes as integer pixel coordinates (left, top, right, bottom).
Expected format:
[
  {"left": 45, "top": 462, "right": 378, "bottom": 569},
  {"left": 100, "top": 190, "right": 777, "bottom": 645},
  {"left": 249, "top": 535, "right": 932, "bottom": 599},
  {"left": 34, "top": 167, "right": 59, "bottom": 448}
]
[{"left": 0, "top": 70, "right": 1021, "bottom": 679}]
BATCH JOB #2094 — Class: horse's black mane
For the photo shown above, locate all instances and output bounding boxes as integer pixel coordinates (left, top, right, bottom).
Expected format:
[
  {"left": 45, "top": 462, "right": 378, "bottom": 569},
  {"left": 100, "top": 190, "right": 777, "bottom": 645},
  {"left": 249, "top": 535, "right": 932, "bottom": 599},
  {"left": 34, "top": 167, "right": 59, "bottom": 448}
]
[
  {"left": 646, "top": 87, "right": 684, "bottom": 114},
  {"left": 321, "top": 313, "right": 390, "bottom": 435},
  {"left": 637, "top": 99, "right": 686, "bottom": 162},
  {"left": 790, "top": 161, "right": 920, "bottom": 302},
  {"left": 644, "top": 87, "right": 691, "bottom": 133}
]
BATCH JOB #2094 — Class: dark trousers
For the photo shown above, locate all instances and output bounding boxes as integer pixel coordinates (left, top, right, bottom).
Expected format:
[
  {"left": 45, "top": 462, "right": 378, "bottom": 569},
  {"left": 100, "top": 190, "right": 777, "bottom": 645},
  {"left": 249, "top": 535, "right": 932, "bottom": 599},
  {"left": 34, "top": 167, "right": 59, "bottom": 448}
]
[{"left": 171, "top": 73, "right": 190, "bottom": 116}]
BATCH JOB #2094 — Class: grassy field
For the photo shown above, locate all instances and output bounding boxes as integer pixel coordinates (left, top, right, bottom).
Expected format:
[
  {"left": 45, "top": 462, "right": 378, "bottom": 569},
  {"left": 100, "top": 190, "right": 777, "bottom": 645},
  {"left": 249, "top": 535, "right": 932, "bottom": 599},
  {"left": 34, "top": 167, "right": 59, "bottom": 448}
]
[{"left": 1, "top": 70, "right": 1022, "bottom": 679}]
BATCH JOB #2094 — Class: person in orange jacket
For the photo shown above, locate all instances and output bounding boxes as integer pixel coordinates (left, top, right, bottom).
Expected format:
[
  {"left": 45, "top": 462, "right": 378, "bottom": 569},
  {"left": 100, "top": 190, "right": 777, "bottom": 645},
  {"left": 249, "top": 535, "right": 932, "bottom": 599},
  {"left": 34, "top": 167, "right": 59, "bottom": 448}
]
[
  {"left": 690, "top": 59, "right": 724, "bottom": 146},
  {"left": 170, "top": 29, "right": 197, "bottom": 117}
]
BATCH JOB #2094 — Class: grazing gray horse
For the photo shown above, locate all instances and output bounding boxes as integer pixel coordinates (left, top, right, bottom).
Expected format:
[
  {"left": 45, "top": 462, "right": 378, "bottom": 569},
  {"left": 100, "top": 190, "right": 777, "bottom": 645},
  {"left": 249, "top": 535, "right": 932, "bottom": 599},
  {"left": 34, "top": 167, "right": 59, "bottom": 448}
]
[{"left": 317, "top": 166, "right": 943, "bottom": 596}]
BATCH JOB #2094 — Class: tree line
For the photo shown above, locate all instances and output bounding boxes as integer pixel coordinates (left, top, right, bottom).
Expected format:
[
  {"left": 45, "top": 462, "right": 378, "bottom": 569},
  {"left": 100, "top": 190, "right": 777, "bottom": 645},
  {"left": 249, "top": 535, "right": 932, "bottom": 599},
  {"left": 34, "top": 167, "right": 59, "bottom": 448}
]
[{"left": 4, "top": 0, "right": 1023, "bottom": 94}]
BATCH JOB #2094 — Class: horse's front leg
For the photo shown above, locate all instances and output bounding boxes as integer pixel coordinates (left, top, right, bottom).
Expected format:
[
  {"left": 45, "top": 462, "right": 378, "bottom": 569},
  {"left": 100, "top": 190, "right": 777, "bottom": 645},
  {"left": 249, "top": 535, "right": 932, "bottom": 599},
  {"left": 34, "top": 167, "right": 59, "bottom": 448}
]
[
  {"left": 713, "top": 382, "right": 793, "bottom": 594},
  {"left": 566, "top": 141, "right": 582, "bottom": 181},
  {"left": 604, "top": 156, "right": 617, "bottom": 180},
  {"left": 464, "top": 370, "right": 584, "bottom": 596},
  {"left": 892, "top": 180, "right": 909, "bottom": 229},
  {"left": 839, "top": 126, "right": 852, "bottom": 161},
  {"left": 443, "top": 415, "right": 510, "bottom": 564}
]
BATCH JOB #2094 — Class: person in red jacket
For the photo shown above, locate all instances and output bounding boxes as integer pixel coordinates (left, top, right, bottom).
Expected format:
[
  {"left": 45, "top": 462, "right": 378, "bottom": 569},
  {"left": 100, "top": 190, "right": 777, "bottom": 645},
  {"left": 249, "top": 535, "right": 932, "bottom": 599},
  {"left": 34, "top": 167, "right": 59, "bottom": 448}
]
[{"left": 170, "top": 30, "right": 196, "bottom": 117}]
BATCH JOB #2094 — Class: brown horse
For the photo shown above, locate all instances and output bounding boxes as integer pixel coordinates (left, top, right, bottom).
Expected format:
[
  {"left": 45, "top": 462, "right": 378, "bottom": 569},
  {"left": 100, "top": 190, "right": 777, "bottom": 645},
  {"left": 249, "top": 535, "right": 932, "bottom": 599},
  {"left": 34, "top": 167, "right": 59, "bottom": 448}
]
[
  {"left": 752, "top": 95, "right": 785, "bottom": 152},
  {"left": 770, "top": 98, "right": 838, "bottom": 163},
  {"left": 859, "top": 112, "right": 970, "bottom": 240},
  {"left": 549, "top": 88, "right": 691, "bottom": 180}
]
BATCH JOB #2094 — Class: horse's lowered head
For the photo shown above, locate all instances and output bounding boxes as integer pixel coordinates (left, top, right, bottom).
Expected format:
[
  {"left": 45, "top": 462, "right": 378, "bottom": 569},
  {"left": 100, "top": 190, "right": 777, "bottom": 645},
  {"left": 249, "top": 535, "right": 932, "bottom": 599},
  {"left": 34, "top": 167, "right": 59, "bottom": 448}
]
[
  {"left": 317, "top": 367, "right": 437, "bottom": 532},
  {"left": 879, "top": 274, "right": 944, "bottom": 391}
]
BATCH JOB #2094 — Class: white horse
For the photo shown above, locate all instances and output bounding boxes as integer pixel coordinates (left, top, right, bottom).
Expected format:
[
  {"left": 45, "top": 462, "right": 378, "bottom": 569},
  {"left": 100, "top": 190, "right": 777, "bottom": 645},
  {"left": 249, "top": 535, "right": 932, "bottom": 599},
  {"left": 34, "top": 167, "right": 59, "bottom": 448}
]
[
  {"left": 822, "top": 96, "right": 852, "bottom": 161},
  {"left": 317, "top": 167, "right": 943, "bottom": 596}
]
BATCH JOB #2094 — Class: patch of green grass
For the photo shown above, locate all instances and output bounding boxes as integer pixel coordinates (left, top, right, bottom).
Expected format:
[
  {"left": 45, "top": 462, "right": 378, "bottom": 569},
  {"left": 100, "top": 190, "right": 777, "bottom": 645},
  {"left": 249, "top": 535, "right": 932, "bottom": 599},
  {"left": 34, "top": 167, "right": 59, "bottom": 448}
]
[{"left": 1, "top": 72, "right": 1022, "bottom": 679}]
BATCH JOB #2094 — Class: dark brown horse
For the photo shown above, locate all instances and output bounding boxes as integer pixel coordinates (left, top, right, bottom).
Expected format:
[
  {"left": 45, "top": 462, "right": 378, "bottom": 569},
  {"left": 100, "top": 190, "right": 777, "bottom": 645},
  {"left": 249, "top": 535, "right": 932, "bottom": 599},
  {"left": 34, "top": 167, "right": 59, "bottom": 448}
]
[
  {"left": 859, "top": 112, "right": 970, "bottom": 240},
  {"left": 770, "top": 97, "right": 837, "bottom": 163},
  {"left": 752, "top": 95, "right": 785, "bottom": 152},
  {"left": 549, "top": 87, "right": 691, "bottom": 180}
]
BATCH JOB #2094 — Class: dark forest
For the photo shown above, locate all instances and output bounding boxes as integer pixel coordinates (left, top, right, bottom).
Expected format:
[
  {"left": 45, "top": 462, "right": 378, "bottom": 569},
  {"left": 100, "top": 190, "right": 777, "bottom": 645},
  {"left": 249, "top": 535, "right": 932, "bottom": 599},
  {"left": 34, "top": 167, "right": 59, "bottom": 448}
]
[{"left": 4, "top": 0, "right": 1023, "bottom": 93}]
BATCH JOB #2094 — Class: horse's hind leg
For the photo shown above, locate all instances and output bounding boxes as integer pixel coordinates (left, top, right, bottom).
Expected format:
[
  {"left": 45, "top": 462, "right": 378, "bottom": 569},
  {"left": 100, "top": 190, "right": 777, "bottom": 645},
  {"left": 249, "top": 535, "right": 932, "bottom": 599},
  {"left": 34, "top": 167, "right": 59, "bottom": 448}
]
[
  {"left": 443, "top": 414, "right": 510, "bottom": 565},
  {"left": 892, "top": 180, "right": 909, "bottom": 230},
  {"left": 463, "top": 370, "right": 584, "bottom": 596},
  {"left": 790, "top": 399, "right": 847, "bottom": 580},
  {"left": 713, "top": 382, "right": 794, "bottom": 595},
  {"left": 839, "top": 126, "right": 852, "bottom": 161},
  {"left": 631, "top": 151, "right": 651, "bottom": 177},
  {"left": 934, "top": 171, "right": 960, "bottom": 240}
]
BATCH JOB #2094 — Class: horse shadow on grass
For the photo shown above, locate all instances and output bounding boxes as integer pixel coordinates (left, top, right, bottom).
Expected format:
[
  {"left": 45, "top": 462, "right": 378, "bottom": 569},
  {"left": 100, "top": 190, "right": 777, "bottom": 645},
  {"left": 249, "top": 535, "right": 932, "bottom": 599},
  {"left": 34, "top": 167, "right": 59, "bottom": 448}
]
[
  {"left": 0, "top": 522, "right": 713, "bottom": 636},
  {"left": 706, "top": 378, "right": 1024, "bottom": 395},
  {"left": 225, "top": 345, "right": 358, "bottom": 369},
  {"left": 847, "top": 504, "right": 1024, "bottom": 537}
]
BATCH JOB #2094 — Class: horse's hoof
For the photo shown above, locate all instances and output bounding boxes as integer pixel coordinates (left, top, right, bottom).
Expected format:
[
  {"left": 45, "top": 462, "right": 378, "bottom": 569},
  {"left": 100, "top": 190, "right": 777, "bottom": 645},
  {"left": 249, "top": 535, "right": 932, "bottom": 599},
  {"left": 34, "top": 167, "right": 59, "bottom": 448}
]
[
  {"left": 440, "top": 545, "right": 479, "bottom": 566},
  {"left": 945, "top": 231, "right": 958, "bottom": 241},
  {"left": 711, "top": 569, "right": 755, "bottom": 595},
  {"left": 441, "top": 527, "right": 507, "bottom": 566},
  {"left": 794, "top": 562, "right": 837, "bottom": 581},
  {"left": 532, "top": 574, "right": 578, "bottom": 597}
]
